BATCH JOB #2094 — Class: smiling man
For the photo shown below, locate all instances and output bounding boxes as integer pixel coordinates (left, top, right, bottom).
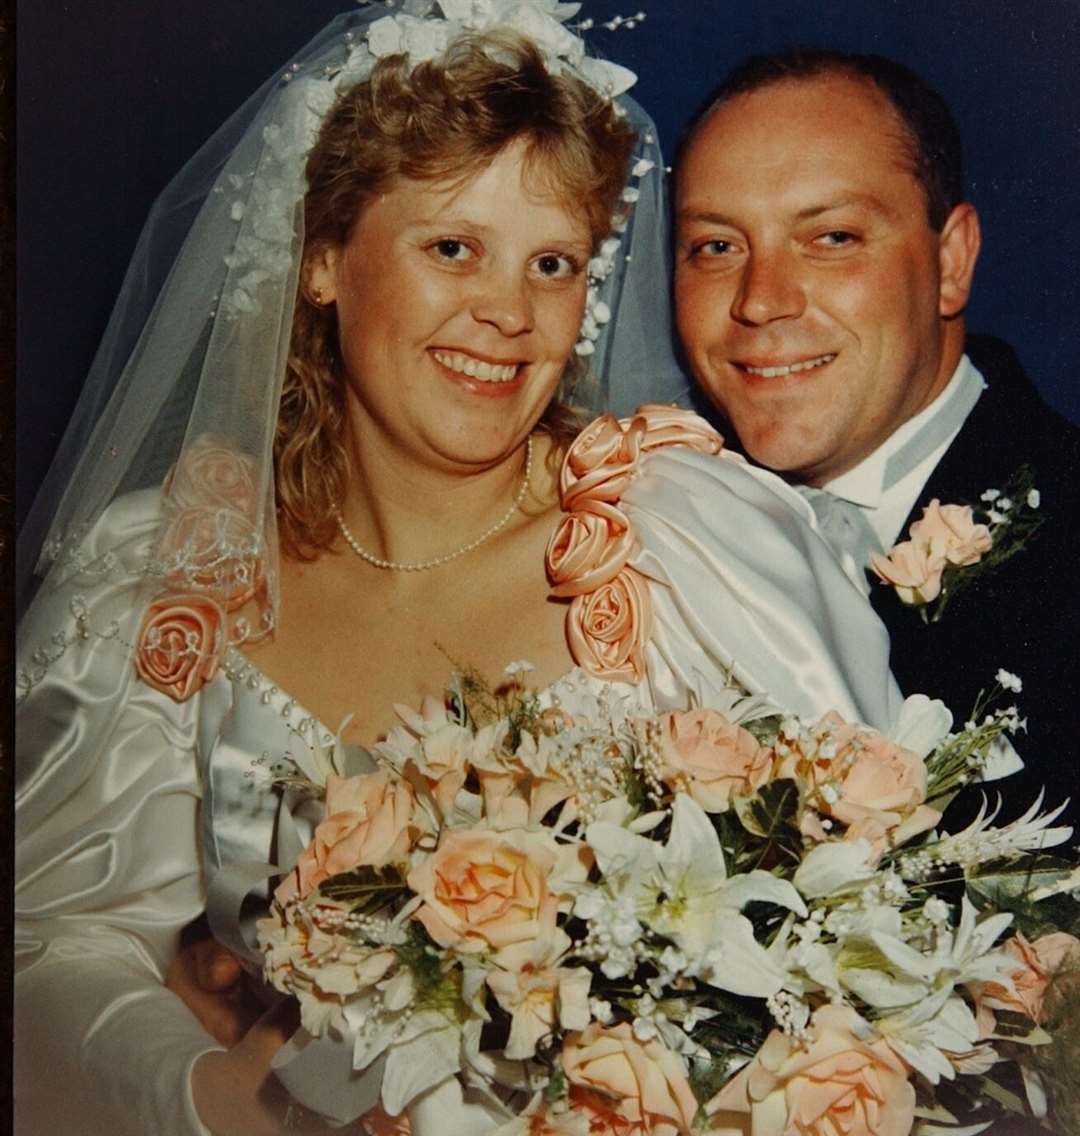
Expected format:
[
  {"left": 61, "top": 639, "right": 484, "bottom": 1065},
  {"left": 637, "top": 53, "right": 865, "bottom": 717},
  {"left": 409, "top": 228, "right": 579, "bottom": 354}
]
[{"left": 675, "top": 49, "right": 1079, "bottom": 833}]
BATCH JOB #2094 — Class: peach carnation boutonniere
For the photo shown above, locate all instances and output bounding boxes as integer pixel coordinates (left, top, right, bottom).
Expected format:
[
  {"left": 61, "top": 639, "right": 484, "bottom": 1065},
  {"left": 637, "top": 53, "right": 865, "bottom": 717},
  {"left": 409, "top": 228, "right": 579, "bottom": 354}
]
[
  {"left": 870, "top": 466, "right": 1043, "bottom": 624},
  {"left": 546, "top": 405, "right": 723, "bottom": 683}
]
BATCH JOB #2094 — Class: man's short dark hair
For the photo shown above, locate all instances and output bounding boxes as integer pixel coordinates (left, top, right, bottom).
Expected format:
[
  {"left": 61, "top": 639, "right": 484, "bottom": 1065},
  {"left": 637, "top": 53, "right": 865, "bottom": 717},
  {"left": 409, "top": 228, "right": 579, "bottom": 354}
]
[{"left": 682, "top": 49, "right": 964, "bottom": 231}]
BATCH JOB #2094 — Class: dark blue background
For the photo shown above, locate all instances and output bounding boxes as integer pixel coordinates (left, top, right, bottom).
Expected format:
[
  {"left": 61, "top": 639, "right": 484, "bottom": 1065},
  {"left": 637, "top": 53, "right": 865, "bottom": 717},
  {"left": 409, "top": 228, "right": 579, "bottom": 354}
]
[{"left": 17, "top": 0, "right": 1080, "bottom": 524}]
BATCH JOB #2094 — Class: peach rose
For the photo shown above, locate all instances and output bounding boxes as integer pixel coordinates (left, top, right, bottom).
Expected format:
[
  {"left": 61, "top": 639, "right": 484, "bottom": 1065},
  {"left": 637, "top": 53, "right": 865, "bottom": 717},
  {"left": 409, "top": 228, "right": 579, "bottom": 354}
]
[
  {"left": 546, "top": 502, "right": 636, "bottom": 598},
  {"left": 275, "top": 770, "right": 419, "bottom": 905},
  {"left": 560, "top": 415, "right": 647, "bottom": 510},
  {"left": 165, "top": 434, "right": 259, "bottom": 514},
  {"left": 777, "top": 713, "right": 939, "bottom": 854},
  {"left": 134, "top": 592, "right": 224, "bottom": 702},
  {"left": 567, "top": 567, "right": 653, "bottom": 683},
  {"left": 707, "top": 1005, "right": 915, "bottom": 1136},
  {"left": 633, "top": 404, "right": 724, "bottom": 456},
  {"left": 160, "top": 506, "right": 264, "bottom": 611},
  {"left": 657, "top": 709, "right": 772, "bottom": 813},
  {"left": 869, "top": 539, "right": 946, "bottom": 605},
  {"left": 561, "top": 1022, "right": 698, "bottom": 1136},
  {"left": 909, "top": 499, "right": 992, "bottom": 566},
  {"left": 408, "top": 828, "right": 587, "bottom": 954},
  {"left": 976, "top": 931, "right": 1080, "bottom": 1026}
]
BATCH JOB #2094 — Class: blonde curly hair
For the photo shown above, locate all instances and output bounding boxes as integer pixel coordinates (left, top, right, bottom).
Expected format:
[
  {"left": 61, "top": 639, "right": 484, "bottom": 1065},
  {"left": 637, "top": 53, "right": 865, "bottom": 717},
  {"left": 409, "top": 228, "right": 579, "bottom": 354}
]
[{"left": 275, "top": 32, "right": 637, "bottom": 557}]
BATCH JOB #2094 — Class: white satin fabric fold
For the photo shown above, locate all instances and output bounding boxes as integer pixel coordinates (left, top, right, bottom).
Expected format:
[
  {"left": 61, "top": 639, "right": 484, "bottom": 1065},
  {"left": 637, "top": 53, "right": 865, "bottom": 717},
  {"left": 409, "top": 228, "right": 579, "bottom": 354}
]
[
  {"left": 623, "top": 448, "right": 901, "bottom": 730},
  {"left": 16, "top": 493, "right": 218, "bottom": 1136},
  {"left": 15, "top": 454, "right": 900, "bottom": 1133}
]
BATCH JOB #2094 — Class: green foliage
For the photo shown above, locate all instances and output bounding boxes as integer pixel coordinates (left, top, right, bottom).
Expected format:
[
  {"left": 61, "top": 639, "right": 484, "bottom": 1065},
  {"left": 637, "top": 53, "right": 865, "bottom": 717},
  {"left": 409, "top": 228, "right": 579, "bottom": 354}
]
[
  {"left": 733, "top": 778, "right": 802, "bottom": 869},
  {"left": 967, "top": 856, "right": 1080, "bottom": 938},
  {"left": 743, "top": 714, "right": 782, "bottom": 747},
  {"left": 318, "top": 864, "right": 409, "bottom": 916},
  {"left": 397, "top": 922, "right": 458, "bottom": 1009}
]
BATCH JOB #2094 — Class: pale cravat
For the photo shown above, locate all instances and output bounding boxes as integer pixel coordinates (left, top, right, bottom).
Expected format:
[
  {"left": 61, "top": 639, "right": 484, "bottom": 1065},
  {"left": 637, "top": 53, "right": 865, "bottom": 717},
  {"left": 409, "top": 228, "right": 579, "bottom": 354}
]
[{"left": 800, "top": 487, "right": 884, "bottom": 580}]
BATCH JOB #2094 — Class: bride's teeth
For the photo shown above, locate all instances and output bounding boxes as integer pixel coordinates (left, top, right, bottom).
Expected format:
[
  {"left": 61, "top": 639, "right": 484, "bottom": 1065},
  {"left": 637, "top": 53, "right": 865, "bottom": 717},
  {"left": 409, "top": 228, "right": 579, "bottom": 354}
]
[
  {"left": 745, "top": 353, "right": 836, "bottom": 378},
  {"left": 433, "top": 350, "right": 518, "bottom": 382}
]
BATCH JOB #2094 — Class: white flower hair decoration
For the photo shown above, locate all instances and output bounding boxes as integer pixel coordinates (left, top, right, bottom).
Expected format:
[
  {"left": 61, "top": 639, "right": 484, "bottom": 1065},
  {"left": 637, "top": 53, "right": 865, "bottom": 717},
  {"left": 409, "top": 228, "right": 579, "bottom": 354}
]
[{"left": 220, "top": 0, "right": 653, "bottom": 359}]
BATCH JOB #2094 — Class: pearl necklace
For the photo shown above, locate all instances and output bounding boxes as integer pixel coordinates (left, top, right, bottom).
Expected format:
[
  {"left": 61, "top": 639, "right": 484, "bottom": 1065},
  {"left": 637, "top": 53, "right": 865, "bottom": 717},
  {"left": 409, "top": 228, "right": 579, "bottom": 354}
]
[{"left": 334, "top": 436, "right": 534, "bottom": 571}]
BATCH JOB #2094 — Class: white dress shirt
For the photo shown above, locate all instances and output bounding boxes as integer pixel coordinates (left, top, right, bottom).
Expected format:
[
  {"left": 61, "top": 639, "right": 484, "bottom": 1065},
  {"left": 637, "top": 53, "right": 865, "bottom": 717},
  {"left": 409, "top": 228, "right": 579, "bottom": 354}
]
[{"left": 822, "top": 355, "right": 987, "bottom": 565}]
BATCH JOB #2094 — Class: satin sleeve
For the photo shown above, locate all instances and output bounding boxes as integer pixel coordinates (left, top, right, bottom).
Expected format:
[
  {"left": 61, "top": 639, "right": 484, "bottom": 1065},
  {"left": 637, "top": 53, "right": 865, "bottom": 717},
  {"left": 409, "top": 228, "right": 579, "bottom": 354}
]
[
  {"left": 623, "top": 448, "right": 902, "bottom": 730},
  {"left": 15, "top": 490, "right": 220, "bottom": 1136}
]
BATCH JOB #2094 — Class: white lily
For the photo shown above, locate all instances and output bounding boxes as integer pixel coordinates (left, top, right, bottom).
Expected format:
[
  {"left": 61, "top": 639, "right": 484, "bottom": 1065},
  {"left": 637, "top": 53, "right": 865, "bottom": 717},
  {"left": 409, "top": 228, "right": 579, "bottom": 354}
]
[
  {"left": 877, "top": 994, "right": 983, "bottom": 1083},
  {"left": 586, "top": 794, "right": 805, "bottom": 997},
  {"left": 794, "top": 838, "right": 878, "bottom": 899},
  {"left": 870, "top": 896, "right": 1015, "bottom": 1017}
]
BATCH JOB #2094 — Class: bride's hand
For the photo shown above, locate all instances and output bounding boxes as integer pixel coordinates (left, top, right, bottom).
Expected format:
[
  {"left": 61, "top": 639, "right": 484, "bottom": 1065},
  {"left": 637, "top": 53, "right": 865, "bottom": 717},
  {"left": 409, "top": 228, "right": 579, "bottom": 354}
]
[
  {"left": 167, "top": 936, "right": 263, "bottom": 1047},
  {"left": 191, "top": 1001, "right": 351, "bottom": 1135}
]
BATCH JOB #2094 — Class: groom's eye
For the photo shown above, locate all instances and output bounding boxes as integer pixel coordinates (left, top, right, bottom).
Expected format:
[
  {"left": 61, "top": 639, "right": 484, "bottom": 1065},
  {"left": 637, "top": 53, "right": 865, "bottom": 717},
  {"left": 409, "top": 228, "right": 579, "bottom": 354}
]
[{"left": 816, "top": 230, "right": 857, "bottom": 247}]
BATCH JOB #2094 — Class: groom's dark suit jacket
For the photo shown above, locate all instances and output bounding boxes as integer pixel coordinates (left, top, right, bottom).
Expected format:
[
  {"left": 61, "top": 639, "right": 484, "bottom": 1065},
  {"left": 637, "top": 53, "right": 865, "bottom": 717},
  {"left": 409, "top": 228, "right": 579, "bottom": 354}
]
[{"left": 867, "top": 335, "right": 1080, "bottom": 832}]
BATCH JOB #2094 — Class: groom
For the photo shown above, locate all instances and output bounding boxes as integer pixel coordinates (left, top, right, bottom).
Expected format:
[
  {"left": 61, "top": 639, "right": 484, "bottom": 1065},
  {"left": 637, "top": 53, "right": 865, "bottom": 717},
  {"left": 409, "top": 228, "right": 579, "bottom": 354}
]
[{"left": 674, "top": 48, "right": 1080, "bottom": 826}]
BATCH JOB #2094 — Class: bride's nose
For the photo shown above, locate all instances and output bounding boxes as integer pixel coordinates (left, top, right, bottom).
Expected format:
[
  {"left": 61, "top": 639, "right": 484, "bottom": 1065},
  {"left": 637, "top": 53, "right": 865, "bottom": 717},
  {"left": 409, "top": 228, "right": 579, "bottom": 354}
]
[{"left": 470, "top": 267, "right": 535, "bottom": 337}]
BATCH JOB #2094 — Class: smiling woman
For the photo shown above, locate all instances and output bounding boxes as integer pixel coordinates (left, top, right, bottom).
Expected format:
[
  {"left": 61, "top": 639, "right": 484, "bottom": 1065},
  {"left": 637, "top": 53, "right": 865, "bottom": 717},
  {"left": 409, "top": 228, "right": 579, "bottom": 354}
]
[{"left": 14, "top": 5, "right": 902, "bottom": 1135}]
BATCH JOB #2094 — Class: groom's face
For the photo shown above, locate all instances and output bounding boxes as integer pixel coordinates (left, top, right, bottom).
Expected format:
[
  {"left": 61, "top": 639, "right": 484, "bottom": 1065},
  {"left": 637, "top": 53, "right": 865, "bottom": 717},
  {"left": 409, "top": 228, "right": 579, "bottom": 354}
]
[{"left": 675, "top": 75, "right": 960, "bottom": 485}]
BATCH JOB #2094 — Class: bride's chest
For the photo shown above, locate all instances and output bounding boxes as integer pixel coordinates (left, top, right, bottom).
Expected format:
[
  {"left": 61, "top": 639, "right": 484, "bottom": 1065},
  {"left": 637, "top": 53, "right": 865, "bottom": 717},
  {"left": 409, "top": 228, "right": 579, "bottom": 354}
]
[{"left": 243, "top": 560, "right": 573, "bottom": 746}]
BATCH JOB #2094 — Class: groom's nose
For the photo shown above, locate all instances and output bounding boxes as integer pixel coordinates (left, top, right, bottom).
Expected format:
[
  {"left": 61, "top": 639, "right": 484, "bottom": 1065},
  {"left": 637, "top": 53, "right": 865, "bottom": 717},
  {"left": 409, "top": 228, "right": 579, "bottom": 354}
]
[{"left": 730, "top": 247, "right": 807, "bottom": 326}]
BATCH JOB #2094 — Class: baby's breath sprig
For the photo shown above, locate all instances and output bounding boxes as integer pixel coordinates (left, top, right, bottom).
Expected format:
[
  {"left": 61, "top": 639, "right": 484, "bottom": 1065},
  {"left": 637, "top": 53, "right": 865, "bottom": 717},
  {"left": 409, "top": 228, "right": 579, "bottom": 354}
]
[{"left": 925, "top": 673, "right": 1025, "bottom": 800}]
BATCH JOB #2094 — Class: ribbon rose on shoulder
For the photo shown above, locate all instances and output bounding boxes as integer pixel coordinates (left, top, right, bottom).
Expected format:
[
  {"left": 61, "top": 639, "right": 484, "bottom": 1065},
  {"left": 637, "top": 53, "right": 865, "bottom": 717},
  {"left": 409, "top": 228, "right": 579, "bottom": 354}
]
[{"left": 546, "top": 406, "right": 722, "bottom": 684}]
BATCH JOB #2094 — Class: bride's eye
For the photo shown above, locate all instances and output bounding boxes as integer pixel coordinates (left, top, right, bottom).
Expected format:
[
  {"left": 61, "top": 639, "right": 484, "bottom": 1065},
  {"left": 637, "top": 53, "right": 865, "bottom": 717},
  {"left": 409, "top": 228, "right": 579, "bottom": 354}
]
[
  {"left": 533, "top": 253, "right": 578, "bottom": 280},
  {"left": 431, "top": 238, "right": 474, "bottom": 263},
  {"left": 691, "top": 238, "right": 733, "bottom": 258}
]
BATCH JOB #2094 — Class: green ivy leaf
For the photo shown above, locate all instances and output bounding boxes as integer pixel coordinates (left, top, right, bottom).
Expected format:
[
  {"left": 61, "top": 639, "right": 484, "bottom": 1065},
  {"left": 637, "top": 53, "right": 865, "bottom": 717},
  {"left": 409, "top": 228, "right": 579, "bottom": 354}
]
[
  {"left": 734, "top": 778, "right": 799, "bottom": 839},
  {"left": 318, "top": 864, "right": 410, "bottom": 915}
]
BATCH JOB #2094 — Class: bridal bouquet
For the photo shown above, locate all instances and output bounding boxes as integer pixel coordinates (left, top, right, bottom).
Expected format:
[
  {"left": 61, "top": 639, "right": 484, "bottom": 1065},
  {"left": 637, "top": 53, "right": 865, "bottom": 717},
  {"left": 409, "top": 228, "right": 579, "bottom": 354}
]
[{"left": 257, "top": 667, "right": 1079, "bottom": 1135}]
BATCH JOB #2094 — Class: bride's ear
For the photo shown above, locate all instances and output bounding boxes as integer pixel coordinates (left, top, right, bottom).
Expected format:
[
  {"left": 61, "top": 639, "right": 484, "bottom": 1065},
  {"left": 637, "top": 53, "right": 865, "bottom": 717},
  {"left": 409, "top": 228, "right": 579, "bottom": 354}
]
[{"left": 303, "top": 241, "right": 341, "bottom": 306}]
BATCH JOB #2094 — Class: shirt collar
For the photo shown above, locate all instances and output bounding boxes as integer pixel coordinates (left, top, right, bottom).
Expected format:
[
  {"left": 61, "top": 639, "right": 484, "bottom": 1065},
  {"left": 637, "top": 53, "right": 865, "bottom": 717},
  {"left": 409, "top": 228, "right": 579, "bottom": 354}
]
[{"left": 823, "top": 355, "right": 984, "bottom": 509}]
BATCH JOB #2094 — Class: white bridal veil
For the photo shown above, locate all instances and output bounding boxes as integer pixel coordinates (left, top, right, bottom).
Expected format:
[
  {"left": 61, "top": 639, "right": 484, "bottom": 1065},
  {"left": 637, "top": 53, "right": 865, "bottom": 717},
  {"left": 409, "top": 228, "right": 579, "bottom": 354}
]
[{"left": 16, "top": 1, "right": 690, "bottom": 660}]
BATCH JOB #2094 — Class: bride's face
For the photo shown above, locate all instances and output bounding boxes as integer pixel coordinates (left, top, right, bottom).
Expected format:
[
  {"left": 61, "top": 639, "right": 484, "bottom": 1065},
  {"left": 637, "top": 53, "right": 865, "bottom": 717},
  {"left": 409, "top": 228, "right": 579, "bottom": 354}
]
[{"left": 310, "top": 138, "right": 592, "bottom": 473}]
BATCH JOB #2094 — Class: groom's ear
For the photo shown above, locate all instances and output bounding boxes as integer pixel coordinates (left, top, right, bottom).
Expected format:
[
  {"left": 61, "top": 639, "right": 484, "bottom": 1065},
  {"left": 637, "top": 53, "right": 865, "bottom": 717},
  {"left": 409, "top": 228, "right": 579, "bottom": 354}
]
[{"left": 938, "top": 203, "right": 981, "bottom": 318}]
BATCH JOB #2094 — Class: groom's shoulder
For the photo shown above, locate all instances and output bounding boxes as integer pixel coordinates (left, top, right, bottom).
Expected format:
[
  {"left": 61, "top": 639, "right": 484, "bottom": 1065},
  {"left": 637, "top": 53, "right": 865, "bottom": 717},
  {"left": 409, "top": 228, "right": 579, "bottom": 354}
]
[
  {"left": 957, "top": 335, "right": 1079, "bottom": 500},
  {"left": 965, "top": 334, "right": 1080, "bottom": 448}
]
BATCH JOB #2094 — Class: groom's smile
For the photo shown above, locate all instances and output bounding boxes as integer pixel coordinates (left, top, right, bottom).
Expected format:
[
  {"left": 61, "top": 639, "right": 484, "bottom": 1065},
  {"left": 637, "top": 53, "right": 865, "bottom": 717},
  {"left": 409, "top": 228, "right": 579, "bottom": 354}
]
[{"left": 737, "top": 352, "right": 838, "bottom": 380}]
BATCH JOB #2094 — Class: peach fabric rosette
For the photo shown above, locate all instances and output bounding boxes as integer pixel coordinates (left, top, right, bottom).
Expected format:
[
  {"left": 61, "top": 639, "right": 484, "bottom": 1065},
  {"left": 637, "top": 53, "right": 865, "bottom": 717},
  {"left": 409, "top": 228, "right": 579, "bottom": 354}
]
[
  {"left": 164, "top": 432, "right": 260, "bottom": 515},
  {"left": 133, "top": 592, "right": 225, "bottom": 702},
  {"left": 547, "top": 405, "right": 723, "bottom": 684},
  {"left": 159, "top": 505, "right": 266, "bottom": 612},
  {"left": 135, "top": 437, "right": 269, "bottom": 701}
]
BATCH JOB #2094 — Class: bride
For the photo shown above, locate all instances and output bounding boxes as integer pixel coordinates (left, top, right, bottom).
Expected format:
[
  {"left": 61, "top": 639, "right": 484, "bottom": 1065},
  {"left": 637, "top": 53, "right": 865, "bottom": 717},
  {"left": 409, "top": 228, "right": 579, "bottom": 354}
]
[{"left": 14, "top": 4, "right": 899, "bottom": 1134}]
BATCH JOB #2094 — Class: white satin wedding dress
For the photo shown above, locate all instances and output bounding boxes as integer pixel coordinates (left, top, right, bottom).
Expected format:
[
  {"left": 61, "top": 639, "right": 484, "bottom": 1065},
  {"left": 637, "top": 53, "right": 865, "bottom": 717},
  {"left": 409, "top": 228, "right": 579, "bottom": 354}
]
[{"left": 15, "top": 444, "right": 900, "bottom": 1135}]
